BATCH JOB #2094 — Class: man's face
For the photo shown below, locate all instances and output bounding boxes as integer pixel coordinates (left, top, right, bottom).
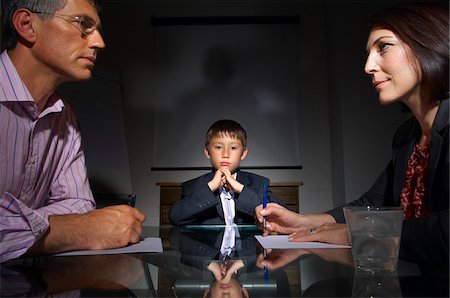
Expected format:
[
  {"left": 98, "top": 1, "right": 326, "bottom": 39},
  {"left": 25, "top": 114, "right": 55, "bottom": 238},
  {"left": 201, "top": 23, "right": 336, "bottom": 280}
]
[{"left": 30, "top": 0, "right": 105, "bottom": 83}]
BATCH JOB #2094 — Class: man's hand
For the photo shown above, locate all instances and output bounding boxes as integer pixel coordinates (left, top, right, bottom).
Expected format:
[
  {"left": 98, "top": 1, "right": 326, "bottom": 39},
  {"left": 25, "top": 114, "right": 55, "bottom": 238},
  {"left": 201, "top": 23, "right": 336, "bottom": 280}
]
[
  {"left": 43, "top": 254, "right": 145, "bottom": 293},
  {"left": 28, "top": 205, "right": 146, "bottom": 255}
]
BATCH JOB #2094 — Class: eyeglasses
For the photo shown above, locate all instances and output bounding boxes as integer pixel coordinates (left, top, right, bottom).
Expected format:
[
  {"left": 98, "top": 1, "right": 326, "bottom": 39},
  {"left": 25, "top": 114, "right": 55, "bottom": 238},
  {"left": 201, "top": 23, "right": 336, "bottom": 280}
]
[{"left": 34, "top": 12, "right": 101, "bottom": 36}]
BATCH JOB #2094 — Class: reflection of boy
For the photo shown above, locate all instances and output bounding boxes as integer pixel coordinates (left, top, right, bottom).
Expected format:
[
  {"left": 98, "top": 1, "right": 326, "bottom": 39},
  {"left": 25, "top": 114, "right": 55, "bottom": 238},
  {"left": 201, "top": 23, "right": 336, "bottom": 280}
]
[
  {"left": 204, "top": 259, "right": 248, "bottom": 298},
  {"left": 169, "top": 119, "right": 285, "bottom": 225}
]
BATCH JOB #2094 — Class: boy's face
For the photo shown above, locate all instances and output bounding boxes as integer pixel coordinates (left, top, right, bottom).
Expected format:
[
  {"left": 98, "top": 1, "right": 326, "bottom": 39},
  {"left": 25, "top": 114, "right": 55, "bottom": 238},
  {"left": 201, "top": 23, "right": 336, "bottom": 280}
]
[{"left": 204, "top": 134, "right": 248, "bottom": 173}]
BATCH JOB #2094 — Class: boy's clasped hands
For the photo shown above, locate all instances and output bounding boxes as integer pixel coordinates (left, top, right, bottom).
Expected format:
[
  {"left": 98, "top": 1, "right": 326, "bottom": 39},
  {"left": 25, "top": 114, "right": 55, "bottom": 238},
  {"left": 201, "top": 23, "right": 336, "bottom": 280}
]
[{"left": 208, "top": 167, "right": 244, "bottom": 193}]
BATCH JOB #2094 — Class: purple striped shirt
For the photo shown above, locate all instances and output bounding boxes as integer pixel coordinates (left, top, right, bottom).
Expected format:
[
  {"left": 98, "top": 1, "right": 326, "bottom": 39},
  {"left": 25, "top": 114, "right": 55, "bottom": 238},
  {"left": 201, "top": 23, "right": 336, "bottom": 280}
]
[{"left": 0, "top": 51, "right": 95, "bottom": 263}]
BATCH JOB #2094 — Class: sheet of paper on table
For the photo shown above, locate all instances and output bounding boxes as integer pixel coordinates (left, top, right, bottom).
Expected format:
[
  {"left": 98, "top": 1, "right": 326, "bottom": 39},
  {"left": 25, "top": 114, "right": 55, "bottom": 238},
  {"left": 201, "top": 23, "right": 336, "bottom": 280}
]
[
  {"left": 255, "top": 235, "right": 351, "bottom": 249},
  {"left": 54, "top": 237, "right": 163, "bottom": 256}
]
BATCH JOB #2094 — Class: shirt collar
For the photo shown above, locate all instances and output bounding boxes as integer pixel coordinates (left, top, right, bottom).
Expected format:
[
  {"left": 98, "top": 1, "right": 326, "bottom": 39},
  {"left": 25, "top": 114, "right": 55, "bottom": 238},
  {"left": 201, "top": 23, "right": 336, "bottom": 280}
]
[
  {"left": 0, "top": 50, "right": 65, "bottom": 118},
  {"left": 0, "top": 50, "right": 34, "bottom": 104}
]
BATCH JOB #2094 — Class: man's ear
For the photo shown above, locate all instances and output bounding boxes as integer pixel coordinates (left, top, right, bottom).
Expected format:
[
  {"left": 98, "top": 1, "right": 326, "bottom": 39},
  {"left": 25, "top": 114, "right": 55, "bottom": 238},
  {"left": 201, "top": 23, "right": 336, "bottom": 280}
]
[
  {"left": 240, "top": 148, "right": 248, "bottom": 160},
  {"left": 203, "top": 147, "right": 211, "bottom": 159},
  {"left": 12, "top": 9, "right": 37, "bottom": 45}
]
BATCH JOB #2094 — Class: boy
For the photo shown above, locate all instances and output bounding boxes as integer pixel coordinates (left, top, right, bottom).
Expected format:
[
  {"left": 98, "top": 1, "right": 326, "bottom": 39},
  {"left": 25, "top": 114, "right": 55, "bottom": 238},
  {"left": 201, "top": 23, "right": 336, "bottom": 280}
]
[{"left": 169, "top": 119, "right": 285, "bottom": 225}]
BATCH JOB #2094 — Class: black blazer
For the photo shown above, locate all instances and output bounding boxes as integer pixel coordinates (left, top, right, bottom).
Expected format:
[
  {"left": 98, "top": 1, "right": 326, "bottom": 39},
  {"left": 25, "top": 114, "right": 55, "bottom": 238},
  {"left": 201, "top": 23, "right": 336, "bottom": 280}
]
[
  {"left": 328, "top": 100, "right": 449, "bottom": 267},
  {"left": 169, "top": 170, "right": 286, "bottom": 225}
]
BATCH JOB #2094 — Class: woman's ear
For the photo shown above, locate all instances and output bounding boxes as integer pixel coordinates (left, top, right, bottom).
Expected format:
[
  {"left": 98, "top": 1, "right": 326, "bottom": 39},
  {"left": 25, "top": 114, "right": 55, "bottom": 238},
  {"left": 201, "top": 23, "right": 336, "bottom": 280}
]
[{"left": 12, "top": 9, "right": 37, "bottom": 45}]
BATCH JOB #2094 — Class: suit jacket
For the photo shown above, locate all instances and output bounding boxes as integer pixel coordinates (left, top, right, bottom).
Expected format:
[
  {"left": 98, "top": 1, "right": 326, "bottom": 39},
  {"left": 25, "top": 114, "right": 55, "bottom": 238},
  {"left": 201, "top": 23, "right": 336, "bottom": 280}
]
[
  {"left": 169, "top": 170, "right": 286, "bottom": 225},
  {"left": 328, "top": 100, "right": 449, "bottom": 267}
]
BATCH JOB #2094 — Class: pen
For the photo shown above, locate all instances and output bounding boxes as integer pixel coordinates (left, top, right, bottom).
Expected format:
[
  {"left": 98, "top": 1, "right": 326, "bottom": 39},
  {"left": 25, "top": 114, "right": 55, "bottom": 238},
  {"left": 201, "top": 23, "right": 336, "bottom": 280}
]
[
  {"left": 263, "top": 249, "right": 269, "bottom": 282},
  {"left": 128, "top": 192, "right": 136, "bottom": 207},
  {"left": 128, "top": 192, "right": 144, "bottom": 241},
  {"left": 263, "top": 182, "right": 268, "bottom": 229}
]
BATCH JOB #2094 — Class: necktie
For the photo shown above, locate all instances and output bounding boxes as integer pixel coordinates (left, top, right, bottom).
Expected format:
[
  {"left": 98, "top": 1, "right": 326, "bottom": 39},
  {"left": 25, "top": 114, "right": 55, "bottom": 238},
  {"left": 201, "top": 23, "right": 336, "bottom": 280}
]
[{"left": 220, "top": 188, "right": 235, "bottom": 226}]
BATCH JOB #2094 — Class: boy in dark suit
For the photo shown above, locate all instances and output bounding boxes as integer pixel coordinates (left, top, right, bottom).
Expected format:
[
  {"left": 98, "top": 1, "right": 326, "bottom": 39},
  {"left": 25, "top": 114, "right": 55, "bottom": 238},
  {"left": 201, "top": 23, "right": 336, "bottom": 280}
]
[{"left": 169, "top": 119, "right": 286, "bottom": 225}]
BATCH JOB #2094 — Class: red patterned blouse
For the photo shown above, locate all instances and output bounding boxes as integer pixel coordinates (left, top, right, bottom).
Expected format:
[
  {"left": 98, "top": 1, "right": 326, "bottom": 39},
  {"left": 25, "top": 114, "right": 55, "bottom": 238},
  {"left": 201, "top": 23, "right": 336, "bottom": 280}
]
[{"left": 399, "top": 143, "right": 430, "bottom": 219}]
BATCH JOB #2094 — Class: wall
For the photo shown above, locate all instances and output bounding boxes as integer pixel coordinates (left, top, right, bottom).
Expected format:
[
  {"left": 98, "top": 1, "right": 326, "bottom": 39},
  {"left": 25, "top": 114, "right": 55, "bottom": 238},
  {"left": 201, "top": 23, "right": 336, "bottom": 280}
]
[
  {"left": 95, "top": 0, "right": 410, "bottom": 226},
  {"left": 0, "top": 0, "right": 415, "bottom": 292},
  {"left": 97, "top": 1, "right": 333, "bottom": 225},
  {"left": 323, "top": 2, "right": 410, "bottom": 207}
]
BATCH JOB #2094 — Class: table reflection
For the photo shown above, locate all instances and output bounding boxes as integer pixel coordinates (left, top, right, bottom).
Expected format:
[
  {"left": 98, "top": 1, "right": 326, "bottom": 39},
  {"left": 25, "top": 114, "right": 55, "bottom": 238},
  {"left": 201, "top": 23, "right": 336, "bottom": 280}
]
[
  {"left": 1, "top": 226, "right": 448, "bottom": 297},
  {"left": 352, "top": 270, "right": 402, "bottom": 297},
  {"left": 151, "top": 225, "right": 291, "bottom": 297},
  {"left": 1, "top": 254, "right": 147, "bottom": 297}
]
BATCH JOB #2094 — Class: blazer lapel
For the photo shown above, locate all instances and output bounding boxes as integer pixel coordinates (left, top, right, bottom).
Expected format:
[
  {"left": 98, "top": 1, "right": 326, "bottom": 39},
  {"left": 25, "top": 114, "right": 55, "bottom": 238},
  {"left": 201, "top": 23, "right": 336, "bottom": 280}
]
[
  {"left": 206, "top": 171, "right": 226, "bottom": 221},
  {"left": 393, "top": 101, "right": 449, "bottom": 206},
  {"left": 393, "top": 140, "right": 414, "bottom": 204},
  {"left": 425, "top": 101, "right": 448, "bottom": 209},
  {"left": 235, "top": 170, "right": 249, "bottom": 200}
]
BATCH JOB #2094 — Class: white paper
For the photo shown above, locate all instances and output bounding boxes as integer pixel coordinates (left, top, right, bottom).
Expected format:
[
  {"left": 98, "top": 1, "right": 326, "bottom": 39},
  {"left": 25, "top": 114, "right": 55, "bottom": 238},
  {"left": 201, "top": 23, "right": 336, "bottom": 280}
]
[
  {"left": 255, "top": 235, "right": 351, "bottom": 249},
  {"left": 54, "top": 237, "right": 163, "bottom": 256}
]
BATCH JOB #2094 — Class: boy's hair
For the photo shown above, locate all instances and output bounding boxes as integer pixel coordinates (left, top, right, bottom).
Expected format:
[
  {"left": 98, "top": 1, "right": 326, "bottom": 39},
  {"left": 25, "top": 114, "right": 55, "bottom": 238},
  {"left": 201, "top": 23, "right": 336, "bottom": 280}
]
[{"left": 205, "top": 119, "right": 247, "bottom": 148}]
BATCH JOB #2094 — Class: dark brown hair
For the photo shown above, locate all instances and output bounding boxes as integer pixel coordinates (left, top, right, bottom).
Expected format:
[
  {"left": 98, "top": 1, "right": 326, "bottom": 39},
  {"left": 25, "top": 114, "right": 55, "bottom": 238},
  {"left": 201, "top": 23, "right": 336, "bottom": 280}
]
[
  {"left": 368, "top": 3, "right": 449, "bottom": 102},
  {"left": 205, "top": 119, "right": 247, "bottom": 148}
]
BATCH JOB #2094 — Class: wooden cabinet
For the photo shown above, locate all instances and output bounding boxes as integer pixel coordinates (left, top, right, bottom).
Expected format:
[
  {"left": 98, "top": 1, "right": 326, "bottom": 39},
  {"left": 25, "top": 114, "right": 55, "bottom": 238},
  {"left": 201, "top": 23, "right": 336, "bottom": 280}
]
[{"left": 157, "top": 182, "right": 303, "bottom": 226}]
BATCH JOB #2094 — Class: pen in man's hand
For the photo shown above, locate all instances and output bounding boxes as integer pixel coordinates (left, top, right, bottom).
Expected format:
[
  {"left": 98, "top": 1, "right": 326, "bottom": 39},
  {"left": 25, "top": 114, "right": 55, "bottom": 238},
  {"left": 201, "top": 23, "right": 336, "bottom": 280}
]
[
  {"left": 128, "top": 192, "right": 136, "bottom": 207},
  {"left": 263, "top": 182, "right": 268, "bottom": 229},
  {"left": 128, "top": 192, "right": 144, "bottom": 241}
]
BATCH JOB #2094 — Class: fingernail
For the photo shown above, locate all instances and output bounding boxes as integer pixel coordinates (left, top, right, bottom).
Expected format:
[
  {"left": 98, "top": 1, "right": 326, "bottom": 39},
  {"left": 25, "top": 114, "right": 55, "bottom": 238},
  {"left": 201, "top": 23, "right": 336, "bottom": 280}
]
[{"left": 260, "top": 210, "right": 266, "bottom": 215}]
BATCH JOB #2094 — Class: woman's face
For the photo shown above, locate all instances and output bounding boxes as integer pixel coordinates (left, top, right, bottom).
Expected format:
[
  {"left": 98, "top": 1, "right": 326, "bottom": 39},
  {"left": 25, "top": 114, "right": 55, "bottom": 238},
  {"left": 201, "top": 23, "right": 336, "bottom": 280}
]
[{"left": 364, "top": 28, "right": 422, "bottom": 105}]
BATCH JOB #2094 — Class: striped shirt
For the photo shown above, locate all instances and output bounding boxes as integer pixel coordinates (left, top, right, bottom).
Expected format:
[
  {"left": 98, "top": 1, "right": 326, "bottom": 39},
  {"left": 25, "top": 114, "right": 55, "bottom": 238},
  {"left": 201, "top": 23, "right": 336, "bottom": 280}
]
[{"left": 0, "top": 51, "right": 95, "bottom": 263}]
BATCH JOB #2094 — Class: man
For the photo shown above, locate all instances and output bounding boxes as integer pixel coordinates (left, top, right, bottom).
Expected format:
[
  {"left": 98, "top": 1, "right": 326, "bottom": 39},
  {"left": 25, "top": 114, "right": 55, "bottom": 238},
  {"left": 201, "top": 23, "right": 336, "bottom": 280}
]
[{"left": 0, "top": 0, "right": 145, "bottom": 263}]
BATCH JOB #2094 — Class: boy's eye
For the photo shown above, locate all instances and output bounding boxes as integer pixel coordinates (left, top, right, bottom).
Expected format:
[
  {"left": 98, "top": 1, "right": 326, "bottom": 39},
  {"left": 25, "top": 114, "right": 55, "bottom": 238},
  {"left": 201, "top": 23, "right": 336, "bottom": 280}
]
[{"left": 214, "top": 146, "right": 222, "bottom": 150}]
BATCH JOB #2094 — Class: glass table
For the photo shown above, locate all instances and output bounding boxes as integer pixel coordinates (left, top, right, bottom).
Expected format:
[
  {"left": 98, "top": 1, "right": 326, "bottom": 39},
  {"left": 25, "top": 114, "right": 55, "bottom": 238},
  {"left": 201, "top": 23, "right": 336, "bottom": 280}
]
[{"left": 1, "top": 225, "right": 448, "bottom": 297}]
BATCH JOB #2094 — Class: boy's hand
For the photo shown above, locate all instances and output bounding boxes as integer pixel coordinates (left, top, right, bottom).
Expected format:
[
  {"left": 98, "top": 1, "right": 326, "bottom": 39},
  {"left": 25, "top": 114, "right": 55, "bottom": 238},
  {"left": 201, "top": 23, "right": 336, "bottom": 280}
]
[
  {"left": 207, "top": 169, "right": 223, "bottom": 192},
  {"left": 207, "top": 168, "right": 244, "bottom": 193},
  {"left": 219, "top": 168, "right": 244, "bottom": 193}
]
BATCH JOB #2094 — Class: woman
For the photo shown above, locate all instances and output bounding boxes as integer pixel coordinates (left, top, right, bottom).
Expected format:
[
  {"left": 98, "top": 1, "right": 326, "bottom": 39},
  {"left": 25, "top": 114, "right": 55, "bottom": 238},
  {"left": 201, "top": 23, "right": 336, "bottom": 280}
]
[{"left": 256, "top": 3, "right": 448, "bottom": 267}]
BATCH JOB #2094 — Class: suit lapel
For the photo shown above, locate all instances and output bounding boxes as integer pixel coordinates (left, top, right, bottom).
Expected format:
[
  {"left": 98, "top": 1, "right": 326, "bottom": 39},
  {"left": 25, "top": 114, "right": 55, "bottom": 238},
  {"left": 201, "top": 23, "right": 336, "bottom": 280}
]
[
  {"left": 425, "top": 101, "right": 448, "bottom": 209},
  {"left": 236, "top": 170, "right": 249, "bottom": 186},
  {"left": 235, "top": 170, "right": 249, "bottom": 201},
  {"left": 393, "top": 101, "right": 448, "bottom": 206},
  {"left": 393, "top": 140, "right": 414, "bottom": 203}
]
